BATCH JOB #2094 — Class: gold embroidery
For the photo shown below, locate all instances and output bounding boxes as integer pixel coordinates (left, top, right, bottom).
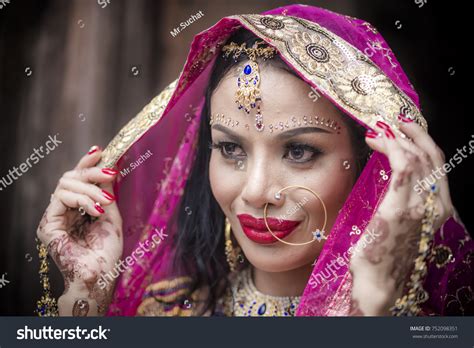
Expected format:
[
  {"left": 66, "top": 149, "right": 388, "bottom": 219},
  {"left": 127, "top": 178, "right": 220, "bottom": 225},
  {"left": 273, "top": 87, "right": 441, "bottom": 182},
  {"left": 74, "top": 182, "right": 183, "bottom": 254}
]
[
  {"left": 236, "top": 14, "right": 427, "bottom": 135},
  {"left": 99, "top": 14, "right": 427, "bottom": 169},
  {"left": 136, "top": 277, "right": 194, "bottom": 316},
  {"left": 98, "top": 79, "right": 178, "bottom": 169},
  {"left": 430, "top": 245, "right": 454, "bottom": 269}
]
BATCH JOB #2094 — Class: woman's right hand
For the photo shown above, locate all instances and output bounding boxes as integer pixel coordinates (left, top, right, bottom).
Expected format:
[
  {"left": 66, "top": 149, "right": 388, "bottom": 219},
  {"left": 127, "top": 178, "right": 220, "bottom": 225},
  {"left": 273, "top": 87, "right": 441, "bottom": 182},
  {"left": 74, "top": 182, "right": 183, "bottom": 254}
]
[{"left": 36, "top": 145, "right": 123, "bottom": 316}]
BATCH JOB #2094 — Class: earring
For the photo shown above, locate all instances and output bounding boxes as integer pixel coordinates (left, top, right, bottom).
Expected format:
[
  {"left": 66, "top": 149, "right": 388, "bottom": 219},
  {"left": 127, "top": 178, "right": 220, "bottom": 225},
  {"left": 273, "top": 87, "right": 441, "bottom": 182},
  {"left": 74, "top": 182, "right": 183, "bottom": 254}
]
[{"left": 225, "top": 217, "right": 243, "bottom": 272}]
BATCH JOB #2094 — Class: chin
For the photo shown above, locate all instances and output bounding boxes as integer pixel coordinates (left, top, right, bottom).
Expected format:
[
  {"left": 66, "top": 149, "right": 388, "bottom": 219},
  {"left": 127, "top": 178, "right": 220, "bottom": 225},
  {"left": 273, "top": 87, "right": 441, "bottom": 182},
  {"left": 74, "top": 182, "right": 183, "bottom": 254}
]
[{"left": 240, "top": 245, "right": 316, "bottom": 273}]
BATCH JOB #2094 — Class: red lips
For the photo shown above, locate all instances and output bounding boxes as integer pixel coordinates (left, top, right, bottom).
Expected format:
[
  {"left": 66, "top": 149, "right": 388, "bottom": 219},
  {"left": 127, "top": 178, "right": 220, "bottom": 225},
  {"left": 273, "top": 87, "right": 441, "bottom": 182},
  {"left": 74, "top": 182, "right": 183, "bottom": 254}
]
[{"left": 237, "top": 214, "right": 301, "bottom": 244}]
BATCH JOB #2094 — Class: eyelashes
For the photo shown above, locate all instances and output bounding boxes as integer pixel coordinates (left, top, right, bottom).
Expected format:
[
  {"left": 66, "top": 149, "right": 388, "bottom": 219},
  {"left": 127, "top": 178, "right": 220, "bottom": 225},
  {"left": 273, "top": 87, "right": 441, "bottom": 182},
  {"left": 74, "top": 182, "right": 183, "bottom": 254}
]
[
  {"left": 209, "top": 141, "right": 323, "bottom": 164},
  {"left": 209, "top": 141, "right": 246, "bottom": 160},
  {"left": 284, "top": 142, "right": 322, "bottom": 163}
]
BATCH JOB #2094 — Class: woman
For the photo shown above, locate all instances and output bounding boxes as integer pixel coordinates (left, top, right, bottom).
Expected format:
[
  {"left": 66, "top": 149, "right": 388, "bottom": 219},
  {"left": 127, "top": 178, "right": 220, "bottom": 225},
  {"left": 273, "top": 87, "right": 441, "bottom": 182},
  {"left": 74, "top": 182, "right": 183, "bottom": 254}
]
[{"left": 36, "top": 4, "right": 473, "bottom": 316}]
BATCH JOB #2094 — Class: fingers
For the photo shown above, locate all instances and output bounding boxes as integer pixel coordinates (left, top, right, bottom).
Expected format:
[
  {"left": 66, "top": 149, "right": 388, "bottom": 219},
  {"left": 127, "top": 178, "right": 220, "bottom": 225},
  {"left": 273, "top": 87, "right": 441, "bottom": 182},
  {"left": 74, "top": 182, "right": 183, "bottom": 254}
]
[
  {"left": 365, "top": 122, "right": 427, "bottom": 209},
  {"left": 75, "top": 145, "right": 102, "bottom": 170},
  {"left": 55, "top": 189, "right": 104, "bottom": 217},
  {"left": 64, "top": 166, "right": 118, "bottom": 184},
  {"left": 400, "top": 122, "right": 452, "bottom": 210},
  {"left": 399, "top": 122, "right": 445, "bottom": 168},
  {"left": 58, "top": 177, "right": 115, "bottom": 206},
  {"left": 365, "top": 120, "right": 453, "bottom": 225}
]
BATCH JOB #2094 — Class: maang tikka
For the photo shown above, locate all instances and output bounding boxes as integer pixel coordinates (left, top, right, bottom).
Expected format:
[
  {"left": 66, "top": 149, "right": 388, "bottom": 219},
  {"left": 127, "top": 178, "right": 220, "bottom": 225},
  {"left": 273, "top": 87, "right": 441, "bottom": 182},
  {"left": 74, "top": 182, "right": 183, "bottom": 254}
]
[{"left": 222, "top": 41, "right": 277, "bottom": 132}]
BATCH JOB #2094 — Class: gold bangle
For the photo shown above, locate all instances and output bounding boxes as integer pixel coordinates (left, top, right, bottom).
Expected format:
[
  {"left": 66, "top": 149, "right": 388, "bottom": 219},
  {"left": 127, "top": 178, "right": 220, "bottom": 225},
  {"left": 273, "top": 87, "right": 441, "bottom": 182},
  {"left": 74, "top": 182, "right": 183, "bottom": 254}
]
[{"left": 35, "top": 238, "right": 59, "bottom": 316}]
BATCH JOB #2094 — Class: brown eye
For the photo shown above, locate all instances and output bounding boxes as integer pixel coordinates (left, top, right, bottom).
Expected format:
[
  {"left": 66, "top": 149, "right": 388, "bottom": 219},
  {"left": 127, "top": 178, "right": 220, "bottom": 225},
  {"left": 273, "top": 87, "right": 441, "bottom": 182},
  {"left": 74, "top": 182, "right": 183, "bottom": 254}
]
[
  {"left": 210, "top": 141, "right": 246, "bottom": 160},
  {"left": 284, "top": 143, "right": 321, "bottom": 163}
]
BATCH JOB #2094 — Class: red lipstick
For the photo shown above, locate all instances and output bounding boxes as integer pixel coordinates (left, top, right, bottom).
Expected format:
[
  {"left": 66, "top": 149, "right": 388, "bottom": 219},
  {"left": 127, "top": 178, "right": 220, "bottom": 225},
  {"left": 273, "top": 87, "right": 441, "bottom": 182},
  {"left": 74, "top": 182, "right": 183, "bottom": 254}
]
[{"left": 237, "top": 213, "right": 301, "bottom": 244}]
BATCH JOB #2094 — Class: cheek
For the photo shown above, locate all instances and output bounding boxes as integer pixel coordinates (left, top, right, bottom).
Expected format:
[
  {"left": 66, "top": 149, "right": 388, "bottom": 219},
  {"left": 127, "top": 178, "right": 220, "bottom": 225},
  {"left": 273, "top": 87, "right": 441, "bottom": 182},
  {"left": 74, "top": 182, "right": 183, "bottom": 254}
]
[
  {"left": 302, "top": 151, "right": 356, "bottom": 228},
  {"left": 209, "top": 152, "right": 241, "bottom": 214}
]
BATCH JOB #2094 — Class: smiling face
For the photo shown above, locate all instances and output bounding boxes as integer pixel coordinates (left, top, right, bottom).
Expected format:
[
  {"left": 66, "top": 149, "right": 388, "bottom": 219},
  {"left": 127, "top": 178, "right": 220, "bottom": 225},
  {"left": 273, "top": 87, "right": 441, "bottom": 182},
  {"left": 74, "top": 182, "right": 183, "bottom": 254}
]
[{"left": 209, "top": 61, "right": 358, "bottom": 273}]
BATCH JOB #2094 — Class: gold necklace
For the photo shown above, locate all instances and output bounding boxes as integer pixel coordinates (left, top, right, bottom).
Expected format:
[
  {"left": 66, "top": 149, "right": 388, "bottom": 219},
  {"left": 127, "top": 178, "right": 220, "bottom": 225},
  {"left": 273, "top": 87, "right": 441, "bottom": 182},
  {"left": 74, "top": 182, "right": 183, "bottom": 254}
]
[{"left": 227, "top": 268, "right": 301, "bottom": 317}]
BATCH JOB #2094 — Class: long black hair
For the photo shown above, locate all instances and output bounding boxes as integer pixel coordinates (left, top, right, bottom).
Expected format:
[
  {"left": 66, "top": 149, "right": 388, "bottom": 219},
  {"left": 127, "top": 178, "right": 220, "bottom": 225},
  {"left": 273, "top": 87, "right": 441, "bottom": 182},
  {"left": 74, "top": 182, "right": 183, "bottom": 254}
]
[{"left": 172, "top": 29, "right": 370, "bottom": 315}]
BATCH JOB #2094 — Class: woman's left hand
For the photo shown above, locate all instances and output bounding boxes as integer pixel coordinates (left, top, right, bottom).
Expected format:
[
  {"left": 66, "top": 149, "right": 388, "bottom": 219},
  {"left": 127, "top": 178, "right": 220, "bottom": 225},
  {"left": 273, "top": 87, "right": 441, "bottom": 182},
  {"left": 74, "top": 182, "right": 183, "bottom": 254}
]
[{"left": 349, "top": 119, "right": 455, "bottom": 315}]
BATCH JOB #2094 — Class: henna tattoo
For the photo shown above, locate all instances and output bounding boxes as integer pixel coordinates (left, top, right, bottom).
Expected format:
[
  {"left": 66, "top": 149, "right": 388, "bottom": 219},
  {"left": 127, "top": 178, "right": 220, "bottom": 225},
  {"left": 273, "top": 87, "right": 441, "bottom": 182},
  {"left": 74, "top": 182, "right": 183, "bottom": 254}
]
[
  {"left": 392, "top": 165, "right": 414, "bottom": 192},
  {"left": 389, "top": 226, "right": 420, "bottom": 291},
  {"left": 363, "top": 216, "right": 390, "bottom": 264},
  {"left": 72, "top": 299, "right": 90, "bottom": 316}
]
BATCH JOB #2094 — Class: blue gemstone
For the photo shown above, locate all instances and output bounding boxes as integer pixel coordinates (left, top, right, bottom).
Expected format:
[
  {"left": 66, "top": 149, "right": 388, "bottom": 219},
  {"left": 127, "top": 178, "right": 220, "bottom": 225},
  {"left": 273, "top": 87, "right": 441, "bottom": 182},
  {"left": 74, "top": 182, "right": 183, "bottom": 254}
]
[
  {"left": 244, "top": 64, "right": 252, "bottom": 75},
  {"left": 258, "top": 303, "right": 267, "bottom": 315}
]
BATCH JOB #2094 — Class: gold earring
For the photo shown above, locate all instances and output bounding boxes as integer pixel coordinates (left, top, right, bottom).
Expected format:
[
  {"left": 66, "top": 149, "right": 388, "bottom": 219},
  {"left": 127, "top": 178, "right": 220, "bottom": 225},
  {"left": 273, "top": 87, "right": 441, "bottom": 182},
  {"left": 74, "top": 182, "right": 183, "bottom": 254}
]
[{"left": 225, "top": 217, "right": 243, "bottom": 272}]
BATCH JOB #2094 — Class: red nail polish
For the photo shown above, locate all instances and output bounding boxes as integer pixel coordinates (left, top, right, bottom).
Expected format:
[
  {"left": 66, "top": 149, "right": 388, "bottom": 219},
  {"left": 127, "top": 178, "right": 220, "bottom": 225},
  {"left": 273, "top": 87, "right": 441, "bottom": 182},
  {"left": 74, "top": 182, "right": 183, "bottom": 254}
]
[
  {"left": 88, "top": 145, "right": 100, "bottom": 155},
  {"left": 375, "top": 121, "right": 391, "bottom": 130},
  {"left": 102, "top": 189, "right": 115, "bottom": 201},
  {"left": 385, "top": 128, "right": 396, "bottom": 139},
  {"left": 102, "top": 168, "right": 118, "bottom": 175},
  {"left": 365, "top": 129, "right": 380, "bottom": 139},
  {"left": 398, "top": 114, "right": 413, "bottom": 123},
  {"left": 94, "top": 203, "right": 105, "bottom": 214}
]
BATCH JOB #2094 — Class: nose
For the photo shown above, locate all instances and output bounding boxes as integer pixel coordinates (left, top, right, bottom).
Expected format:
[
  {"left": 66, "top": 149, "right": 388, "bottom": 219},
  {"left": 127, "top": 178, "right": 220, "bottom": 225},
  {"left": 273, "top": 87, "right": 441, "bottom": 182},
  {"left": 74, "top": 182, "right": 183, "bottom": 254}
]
[{"left": 240, "top": 156, "right": 283, "bottom": 211}]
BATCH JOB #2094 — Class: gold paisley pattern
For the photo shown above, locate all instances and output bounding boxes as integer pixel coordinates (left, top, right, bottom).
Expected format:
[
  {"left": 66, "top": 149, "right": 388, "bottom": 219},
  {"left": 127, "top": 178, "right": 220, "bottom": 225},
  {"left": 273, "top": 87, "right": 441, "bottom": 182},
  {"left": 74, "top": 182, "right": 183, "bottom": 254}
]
[
  {"left": 236, "top": 14, "right": 427, "bottom": 134},
  {"left": 290, "top": 31, "right": 345, "bottom": 78}
]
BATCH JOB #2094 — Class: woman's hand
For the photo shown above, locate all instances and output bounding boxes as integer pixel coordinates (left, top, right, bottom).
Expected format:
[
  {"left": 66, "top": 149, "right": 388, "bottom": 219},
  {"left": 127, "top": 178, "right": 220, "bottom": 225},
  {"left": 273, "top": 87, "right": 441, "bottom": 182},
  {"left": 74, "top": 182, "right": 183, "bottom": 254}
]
[
  {"left": 349, "top": 119, "right": 454, "bottom": 315},
  {"left": 36, "top": 146, "right": 123, "bottom": 316}
]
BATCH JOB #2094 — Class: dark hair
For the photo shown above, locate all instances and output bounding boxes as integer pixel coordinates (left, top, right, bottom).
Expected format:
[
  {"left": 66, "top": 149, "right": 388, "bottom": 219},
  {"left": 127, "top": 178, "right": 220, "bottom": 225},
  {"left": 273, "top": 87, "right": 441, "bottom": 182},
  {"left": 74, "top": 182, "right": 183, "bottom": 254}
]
[{"left": 172, "top": 29, "right": 370, "bottom": 315}]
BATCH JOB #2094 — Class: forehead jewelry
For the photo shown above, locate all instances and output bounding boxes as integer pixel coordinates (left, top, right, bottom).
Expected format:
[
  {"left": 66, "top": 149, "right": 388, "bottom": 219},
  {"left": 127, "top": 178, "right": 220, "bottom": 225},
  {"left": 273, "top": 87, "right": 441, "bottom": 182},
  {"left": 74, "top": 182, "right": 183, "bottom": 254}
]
[
  {"left": 210, "top": 113, "right": 341, "bottom": 134},
  {"left": 264, "top": 185, "right": 328, "bottom": 246},
  {"left": 222, "top": 41, "right": 277, "bottom": 132}
]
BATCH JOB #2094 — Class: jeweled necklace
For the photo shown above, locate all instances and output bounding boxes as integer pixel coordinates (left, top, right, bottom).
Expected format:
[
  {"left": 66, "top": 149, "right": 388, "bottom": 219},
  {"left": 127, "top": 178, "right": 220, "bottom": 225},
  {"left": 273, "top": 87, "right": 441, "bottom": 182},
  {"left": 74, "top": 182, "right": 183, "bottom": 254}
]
[{"left": 229, "top": 268, "right": 300, "bottom": 317}]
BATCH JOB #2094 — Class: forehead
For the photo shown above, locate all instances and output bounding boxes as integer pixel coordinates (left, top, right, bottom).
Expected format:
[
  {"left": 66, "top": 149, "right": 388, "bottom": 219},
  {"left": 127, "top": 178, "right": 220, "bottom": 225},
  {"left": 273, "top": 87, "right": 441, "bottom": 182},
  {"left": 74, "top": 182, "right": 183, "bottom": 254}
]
[{"left": 210, "top": 64, "right": 345, "bottom": 131}]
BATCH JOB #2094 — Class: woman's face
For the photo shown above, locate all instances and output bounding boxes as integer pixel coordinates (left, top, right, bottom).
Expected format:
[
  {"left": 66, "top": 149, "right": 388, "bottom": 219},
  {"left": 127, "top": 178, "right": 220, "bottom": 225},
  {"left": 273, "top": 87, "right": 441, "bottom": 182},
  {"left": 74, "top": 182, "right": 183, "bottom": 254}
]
[{"left": 209, "top": 63, "right": 358, "bottom": 272}]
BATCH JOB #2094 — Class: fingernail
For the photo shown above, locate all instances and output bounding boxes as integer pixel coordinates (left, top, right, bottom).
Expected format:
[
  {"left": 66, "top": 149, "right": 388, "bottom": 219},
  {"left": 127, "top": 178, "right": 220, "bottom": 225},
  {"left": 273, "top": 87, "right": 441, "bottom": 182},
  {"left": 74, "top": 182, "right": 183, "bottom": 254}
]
[
  {"left": 375, "top": 121, "right": 391, "bottom": 130},
  {"left": 102, "top": 189, "right": 115, "bottom": 201},
  {"left": 102, "top": 168, "right": 118, "bottom": 175},
  {"left": 398, "top": 114, "right": 413, "bottom": 123},
  {"left": 94, "top": 202, "right": 105, "bottom": 214},
  {"left": 88, "top": 145, "right": 100, "bottom": 155},
  {"left": 385, "top": 128, "right": 396, "bottom": 139},
  {"left": 365, "top": 129, "right": 380, "bottom": 139}
]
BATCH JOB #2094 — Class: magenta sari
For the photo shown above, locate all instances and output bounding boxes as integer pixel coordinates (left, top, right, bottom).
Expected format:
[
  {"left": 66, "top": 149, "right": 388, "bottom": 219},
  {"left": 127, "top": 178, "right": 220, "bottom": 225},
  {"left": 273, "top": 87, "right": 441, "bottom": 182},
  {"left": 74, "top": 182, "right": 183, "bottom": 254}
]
[{"left": 99, "top": 4, "right": 473, "bottom": 316}]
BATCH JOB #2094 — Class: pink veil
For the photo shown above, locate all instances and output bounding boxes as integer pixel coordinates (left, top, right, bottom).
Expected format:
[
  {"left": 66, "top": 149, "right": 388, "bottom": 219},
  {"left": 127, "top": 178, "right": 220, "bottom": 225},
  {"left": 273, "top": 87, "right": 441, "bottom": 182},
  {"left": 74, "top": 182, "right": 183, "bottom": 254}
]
[{"left": 98, "top": 4, "right": 472, "bottom": 316}]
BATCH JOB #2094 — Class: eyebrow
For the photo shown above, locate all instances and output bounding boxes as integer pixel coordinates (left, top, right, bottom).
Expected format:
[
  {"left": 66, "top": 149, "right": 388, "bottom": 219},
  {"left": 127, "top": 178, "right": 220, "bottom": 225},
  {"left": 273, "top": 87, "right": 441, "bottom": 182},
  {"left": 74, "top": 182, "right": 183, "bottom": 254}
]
[
  {"left": 212, "top": 124, "right": 333, "bottom": 142},
  {"left": 211, "top": 124, "right": 245, "bottom": 143},
  {"left": 276, "top": 126, "right": 332, "bottom": 140}
]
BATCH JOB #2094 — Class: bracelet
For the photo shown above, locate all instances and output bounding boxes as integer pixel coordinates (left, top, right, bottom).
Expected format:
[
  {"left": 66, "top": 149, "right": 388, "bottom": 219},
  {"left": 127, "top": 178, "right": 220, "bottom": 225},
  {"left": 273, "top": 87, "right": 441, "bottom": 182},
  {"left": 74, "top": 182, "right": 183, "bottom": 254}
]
[
  {"left": 35, "top": 238, "right": 59, "bottom": 317},
  {"left": 390, "top": 185, "right": 438, "bottom": 316}
]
